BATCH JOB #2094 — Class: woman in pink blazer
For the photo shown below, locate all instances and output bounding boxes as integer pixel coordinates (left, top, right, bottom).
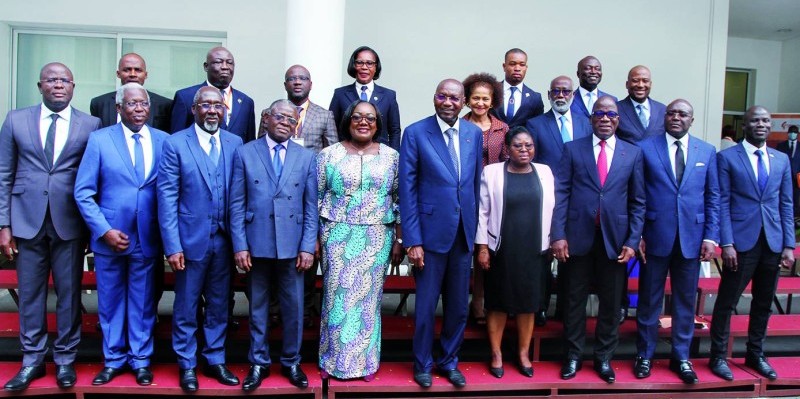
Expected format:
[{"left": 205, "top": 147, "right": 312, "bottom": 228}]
[{"left": 475, "top": 126, "right": 555, "bottom": 378}]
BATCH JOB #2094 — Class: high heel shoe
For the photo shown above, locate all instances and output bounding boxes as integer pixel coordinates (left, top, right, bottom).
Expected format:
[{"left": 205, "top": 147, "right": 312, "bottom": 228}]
[
  {"left": 489, "top": 365, "right": 504, "bottom": 378},
  {"left": 518, "top": 364, "right": 534, "bottom": 378}
]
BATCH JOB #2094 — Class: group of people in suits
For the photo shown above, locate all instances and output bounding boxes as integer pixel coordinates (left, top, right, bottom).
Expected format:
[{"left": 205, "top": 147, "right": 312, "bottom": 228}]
[{"left": 0, "top": 42, "right": 795, "bottom": 394}]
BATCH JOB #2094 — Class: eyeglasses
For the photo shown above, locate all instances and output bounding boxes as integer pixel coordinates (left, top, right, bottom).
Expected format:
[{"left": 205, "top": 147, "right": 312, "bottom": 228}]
[
  {"left": 434, "top": 94, "right": 462, "bottom": 103},
  {"left": 40, "top": 78, "right": 74, "bottom": 86},
  {"left": 354, "top": 60, "right": 377, "bottom": 68},
  {"left": 591, "top": 110, "right": 620, "bottom": 119},
  {"left": 209, "top": 59, "right": 234, "bottom": 67},
  {"left": 123, "top": 101, "right": 150, "bottom": 109},
  {"left": 510, "top": 143, "right": 534, "bottom": 150},
  {"left": 271, "top": 113, "right": 299, "bottom": 126},
  {"left": 351, "top": 113, "right": 377, "bottom": 124},
  {"left": 196, "top": 103, "right": 227, "bottom": 111},
  {"left": 666, "top": 110, "right": 692, "bottom": 118},
  {"left": 550, "top": 88, "right": 572, "bottom": 97},
  {"left": 285, "top": 76, "right": 310, "bottom": 82}
]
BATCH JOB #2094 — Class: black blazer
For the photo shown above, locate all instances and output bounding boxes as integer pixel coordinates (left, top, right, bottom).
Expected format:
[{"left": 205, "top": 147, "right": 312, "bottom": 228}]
[
  {"left": 90, "top": 90, "right": 173, "bottom": 132},
  {"left": 329, "top": 83, "right": 401, "bottom": 150}
]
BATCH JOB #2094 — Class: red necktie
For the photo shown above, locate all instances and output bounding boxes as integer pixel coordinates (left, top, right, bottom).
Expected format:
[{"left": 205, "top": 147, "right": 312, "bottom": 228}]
[{"left": 597, "top": 140, "right": 608, "bottom": 186}]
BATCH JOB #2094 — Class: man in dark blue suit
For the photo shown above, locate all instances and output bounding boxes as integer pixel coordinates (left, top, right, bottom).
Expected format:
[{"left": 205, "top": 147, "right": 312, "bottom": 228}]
[
  {"left": 776, "top": 125, "right": 800, "bottom": 218},
  {"left": 400, "top": 79, "right": 482, "bottom": 388},
  {"left": 493, "top": 48, "right": 544, "bottom": 128},
  {"left": 157, "top": 86, "right": 243, "bottom": 392},
  {"left": 171, "top": 47, "right": 255, "bottom": 143},
  {"left": 615, "top": 65, "right": 666, "bottom": 144},
  {"left": 74, "top": 83, "right": 168, "bottom": 386},
  {"left": 709, "top": 106, "right": 795, "bottom": 382},
  {"left": 229, "top": 100, "right": 317, "bottom": 391},
  {"left": 634, "top": 99, "right": 720, "bottom": 383},
  {"left": 571, "top": 56, "right": 617, "bottom": 121},
  {"left": 551, "top": 96, "right": 645, "bottom": 383}
]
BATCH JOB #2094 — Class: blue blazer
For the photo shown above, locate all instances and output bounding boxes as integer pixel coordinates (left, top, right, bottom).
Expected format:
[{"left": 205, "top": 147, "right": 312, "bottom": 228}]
[
  {"left": 329, "top": 83, "right": 401, "bottom": 150},
  {"left": 492, "top": 84, "right": 544, "bottom": 128},
  {"left": 170, "top": 82, "right": 255, "bottom": 143},
  {"left": 570, "top": 89, "right": 617, "bottom": 119},
  {"left": 74, "top": 123, "right": 167, "bottom": 257},
  {"left": 615, "top": 96, "right": 667, "bottom": 144},
  {"left": 228, "top": 138, "right": 318, "bottom": 259},
  {"left": 399, "top": 116, "right": 483, "bottom": 253},
  {"left": 526, "top": 110, "right": 592, "bottom": 171},
  {"left": 157, "top": 126, "right": 243, "bottom": 260},
  {"left": 550, "top": 135, "right": 645, "bottom": 259},
  {"left": 639, "top": 134, "right": 720, "bottom": 258},
  {"left": 718, "top": 144, "right": 795, "bottom": 252}
]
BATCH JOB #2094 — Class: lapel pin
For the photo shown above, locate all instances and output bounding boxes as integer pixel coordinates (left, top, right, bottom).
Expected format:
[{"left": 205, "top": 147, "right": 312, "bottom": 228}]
[
  {"left": 374, "top": 96, "right": 379, "bottom": 101},
  {"left": 525, "top": 92, "right": 530, "bottom": 98},
  {"left": 237, "top": 98, "right": 242, "bottom": 104}
]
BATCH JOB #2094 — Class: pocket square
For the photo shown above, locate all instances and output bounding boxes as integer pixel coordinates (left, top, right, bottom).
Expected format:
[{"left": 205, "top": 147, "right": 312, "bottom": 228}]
[{"left": 695, "top": 162, "right": 705, "bottom": 166}]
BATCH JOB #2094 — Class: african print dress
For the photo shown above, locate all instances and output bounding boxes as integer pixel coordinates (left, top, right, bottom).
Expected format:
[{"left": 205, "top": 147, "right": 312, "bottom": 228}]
[{"left": 316, "top": 142, "right": 400, "bottom": 379}]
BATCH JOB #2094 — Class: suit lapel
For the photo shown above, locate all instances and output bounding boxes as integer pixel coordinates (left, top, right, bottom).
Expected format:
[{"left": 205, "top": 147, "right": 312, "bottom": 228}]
[
  {"left": 144, "top": 129, "right": 163, "bottom": 185},
  {"left": 372, "top": 85, "right": 385, "bottom": 105},
  {"left": 255, "top": 138, "right": 278, "bottom": 186},
  {"left": 26, "top": 107, "right": 48, "bottom": 167},
  {"left": 682, "top": 136, "right": 701, "bottom": 189},
  {"left": 581, "top": 139, "right": 602, "bottom": 189},
  {"left": 735, "top": 145, "right": 761, "bottom": 195},
  {"left": 185, "top": 128, "right": 214, "bottom": 192},
  {"left": 620, "top": 100, "right": 644, "bottom": 136},
  {"left": 655, "top": 136, "right": 677, "bottom": 188},
  {"left": 110, "top": 124, "right": 138, "bottom": 183},
  {"left": 426, "top": 121, "right": 459, "bottom": 181},
  {"left": 221, "top": 132, "right": 238, "bottom": 188},
  {"left": 607, "top": 139, "right": 627, "bottom": 184},
  {"left": 56, "top": 112, "right": 86, "bottom": 168},
  {"left": 228, "top": 89, "right": 243, "bottom": 128},
  {"left": 766, "top": 148, "right": 782, "bottom": 192},
  {"left": 574, "top": 94, "right": 590, "bottom": 117},
  {"left": 546, "top": 113, "right": 565, "bottom": 151},
  {"left": 276, "top": 141, "right": 299, "bottom": 192}
]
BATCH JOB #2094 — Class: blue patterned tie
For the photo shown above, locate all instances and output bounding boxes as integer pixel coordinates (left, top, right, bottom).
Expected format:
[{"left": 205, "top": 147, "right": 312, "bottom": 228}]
[
  {"left": 132, "top": 133, "right": 145, "bottom": 184},
  {"left": 506, "top": 86, "right": 517, "bottom": 120},
  {"left": 637, "top": 104, "right": 649, "bottom": 128},
  {"left": 444, "top": 128, "right": 459, "bottom": 179},
  {"left": 273, "top": 143, "right": 284, "bottom": 178},
  {"left": 755, "top": 149, "right": 768, "bottom": 193},
  {"left": 559, "top": 115, "right": 571, "bottom": 143},
  {"left": 209, "top": 136, "right": 219, "bottom": 166},
  {"left": 360, "top": 86, "right": 368, "bottom": 101}
]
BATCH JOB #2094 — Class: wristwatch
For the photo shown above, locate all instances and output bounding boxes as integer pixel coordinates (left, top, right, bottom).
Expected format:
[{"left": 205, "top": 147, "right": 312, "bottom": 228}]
[{"left": 395, "top": 238, "right": 403, "bottom": 245}]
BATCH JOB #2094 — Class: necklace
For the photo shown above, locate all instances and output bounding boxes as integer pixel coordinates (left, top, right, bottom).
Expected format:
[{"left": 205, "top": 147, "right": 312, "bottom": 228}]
[{"left": 348, "top": 141, "right": 373, "bottom": 156}]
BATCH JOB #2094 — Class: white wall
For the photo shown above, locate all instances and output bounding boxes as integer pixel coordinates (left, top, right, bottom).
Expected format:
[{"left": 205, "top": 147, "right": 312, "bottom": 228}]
[
  {"left": 726, "top": 37, "right": 782, "bottom": 112},
  {"left": 779, "top": 35, "right": 800, "bottom": 113}
]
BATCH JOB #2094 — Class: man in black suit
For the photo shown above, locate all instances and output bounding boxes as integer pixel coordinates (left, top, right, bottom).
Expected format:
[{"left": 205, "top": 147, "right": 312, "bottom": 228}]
[
  {"left": 776, "top": 125, "right": 800, "bottom": 218},
  {"left": 493, "top": 48, "right": 544, "bottom": 128},
  {"left": 90, "top": 53, "right": 172, "bottom": 132}
]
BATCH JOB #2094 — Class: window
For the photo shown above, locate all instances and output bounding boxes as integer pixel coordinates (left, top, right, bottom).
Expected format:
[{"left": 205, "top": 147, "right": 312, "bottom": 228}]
[{"left": 721, "top": 68, "right": 754, "bottom": 141}]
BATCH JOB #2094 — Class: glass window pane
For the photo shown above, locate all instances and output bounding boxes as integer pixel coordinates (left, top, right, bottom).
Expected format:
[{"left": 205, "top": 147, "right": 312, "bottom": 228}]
[
  {"left": 16, "top": 33, "right": 116, "bottom": 111},
  {"left": 122, "top": 38, "right": 222, "bottom": 100},
  {"left": 723, "top": 70, "right": 749, "bottom": 113}
]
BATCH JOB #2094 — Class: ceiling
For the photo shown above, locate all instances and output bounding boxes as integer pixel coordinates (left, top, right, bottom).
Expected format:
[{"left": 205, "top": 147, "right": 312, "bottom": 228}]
[{"left": 729, "top": 0, "right": 800, "bottom": 41}]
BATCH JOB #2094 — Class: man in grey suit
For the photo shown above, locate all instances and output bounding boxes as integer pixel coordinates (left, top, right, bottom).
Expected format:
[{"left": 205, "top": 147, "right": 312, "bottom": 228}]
[
  {"left": 0, "top": 62, "right": 101, "bottom": 391},
  {"left": 229, "top": 99, "right": 318, "bottom": 391}
]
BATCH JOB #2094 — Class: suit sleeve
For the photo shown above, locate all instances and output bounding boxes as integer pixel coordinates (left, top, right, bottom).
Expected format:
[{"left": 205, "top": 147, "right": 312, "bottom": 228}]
[
  {"left": 90, "top": 97, "right": 101, "bottom": 120},
  {"left": 473, "top": 127, "right": 483, "bottom": 224},
  {"left": 475, "top": 168, "right": 490, "bottom": 246},
  {"left": 170, "top": 91, "right": 191, "bottom": 133},
  {"left": 717, "top": 152, "right": 733, "bottom": 247},
  {"left": 386, "top": 94, "right": 402, "bottom": 151},
  {"left": 0, "top": 113, "right": 18, "bottom": 226},
  {"left": 398, "top": 127, "right": 422, "bottom": 247},
  {"left": 73, "top": 134, "right": 113, "bottom": 241},
  {"left": 779, "top": 156, "right": 796, "bottom": 249},
  {"left": 323, "top": 110, "right": 339, "bottom": 148},
  {"left": 625, "top": 149, "right": 646, "bottom": 249},
  {"left": 703, "top": 148, "right": 721, "bottom": 244},
  {"left": 300, "top": 153, "right": 319, "bottom": 254},
  {"left": 550, "top": 145, "right": 573, "bottom": 242},
  {"left": 527, "top": 119, "right": 541, "bottom": 163},
  {"left": 228, "top": 148, "right": 249, "bottom": 252},
  {"left": 156, "top": 138, "right": 183, "bottom": 256},
  {"left": 328, "top": 92, "right": 344, "bottom": 141}
]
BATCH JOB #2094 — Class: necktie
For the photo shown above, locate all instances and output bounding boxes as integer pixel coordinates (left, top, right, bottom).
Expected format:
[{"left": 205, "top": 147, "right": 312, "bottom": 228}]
[
  {"left": 444, "top": 128, "right": 460, "bottom": 179},
  {"left": 506, "top": 86, "right": 517, "bottom": 120},
  {"left": 791, "top": 141, "right": 795, "bottom": 158},
  {"left": 273, "top": 143, "right": 284, "bottom": 178},
  {"left": 637, "top": 104, "right": 649, "bottom": 129},
  {"left": 221, "top": 89, "right": 231, "bottom": 126},
  {"left": 675, "top": 140, "right": 685, "bottom": 184},
  {"left": 209, "top": 136, "right": 219, "bottom": 166},
  {"left": 44, "top": 113, "right": 58, "bottom": 168},
  {"left": 559, "top": 115, "right": 571, "bottom": 143},
  {"left": 360, "top": 86, "right": 368, "bottom": 101},
  {"left": 296, "top": 106, "right": 304, "bottom": 137},
  {"left": 755, "top": 149, "right": 768, "bottom": 193},
  {"left": 586, "top": 92, "right": 595, "bottom": 114},
  {"left": 597, "top": 140, "right": 608, "bottom": 187},
  {"left": 133, "top": 133, "right": 145, "bottom": 184}
]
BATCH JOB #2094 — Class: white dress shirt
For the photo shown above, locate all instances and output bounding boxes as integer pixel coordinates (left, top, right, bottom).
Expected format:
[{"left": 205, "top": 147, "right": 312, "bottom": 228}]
[
  {"left": 436, "top": 115, "right": 461, "bottom": 162},
  {"left": 353, "top": 81, "right": 375, "bottom": 102},
  {"left": 578, "top": 86, "right": 599, "bottom": 112},
  {"left": 194, "top": 124, "right": 222, "bottom": 157},
  {"left": 630, "top": 97, "right": 651, "bottom": 123},
  {"left": 123, "top": 123, "right": 154, "bottom": 179},
  {"left": 742, "top": 139, "right": 770, "bottom": 177},
  {"left": 39, "top": 104, "right": 72, "bottom": 164},
  {"left": 503, "top": 81, "right": 524, "bottom": 118},
  {"left": 592, "top": 134, "right": 616, "bottom": 173}
]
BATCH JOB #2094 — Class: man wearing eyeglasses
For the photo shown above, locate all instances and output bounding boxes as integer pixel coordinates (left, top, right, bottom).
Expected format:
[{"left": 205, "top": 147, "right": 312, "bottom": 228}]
[
  {"left": 615, "top": 65, "right": 666, "bottom": 144},
  {"left": 229, "top": 99, "right": 317, "bottom": 391},
  {"left": 74, "top": 82, "right": 168, "bottom": 387},
  {"left": 399, "top": 79, "right": 483, "bottom": 388},
  {"left": 157, "top": 86, "right": 243, "bottom": 392},
  {"left": 0, "top": 62, "right": 101, "bottom": 392},
  {"left": 171, "top": 47, "right": 255, "bottom": 143},
  {"left": 550, "top": 96, "right": 645, "bottom": 383}
]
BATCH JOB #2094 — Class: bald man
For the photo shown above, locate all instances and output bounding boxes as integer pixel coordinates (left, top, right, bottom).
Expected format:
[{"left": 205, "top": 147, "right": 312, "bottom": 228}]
[
  {"left": 615, "top": 65, "right": 666, "bottom": 144},
  {"left": 570, "top": 56, "right": 617, "bottom": 120}
]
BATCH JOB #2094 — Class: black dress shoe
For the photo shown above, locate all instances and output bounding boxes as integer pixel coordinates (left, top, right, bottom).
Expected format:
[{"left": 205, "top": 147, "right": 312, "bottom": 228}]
[
  {"left": 242, "top": 365, "right": 269, "bottom": 392},
  {"left": 617, "top": 308, "right": 627, "bottom": 325},
  {"left": 281, "top": 364, "right": 308, "bottom": 388},
  {"left": 56, "top": 364, "right": 77, "bottom": 388},
  {"left": 745, "top": 354, "right": 777, "bottom": 380},
  {"left": 560, "top": 359, "right": 582, "bottom": 380},
  {"left": 518, "top": 364, "right": 534, "bottom": 378},
  {"left": 413, "top": 371, "right": 432, "bottom": 387},
  {"left": 489, "top": 365, "right": 504, "bottom": 378},
  {"left": 135, "top": 367, "right": 153, "bottom": 386},
  {"left": 669, "top": 359, "right": 698, "bottom": 384},
  {"left": 709, "top": 357, "right": 734, "bottom": 381},
  {"left": 92, "top": 366, "right": 125, "bottom": 386},
  {"left": 535, "top": 310, "right": 547, "bottom": 327},
  {"left": 204, "top": 364, "right": 240, "bottom": 385},
  {"left": 437, "top": 368, "right": 466, "bottom": 387},
  {"left": 4, "top": 365, "right": 45, "bottom": 392},
  {"left": 179, "top": 368, "right": 198, "bottom": 393},
  {"left": 633, "top": 357, "right": 651, "bottom": 379},
  {"left": 594, "top": 360, "right": 615, "bottom": 383}
]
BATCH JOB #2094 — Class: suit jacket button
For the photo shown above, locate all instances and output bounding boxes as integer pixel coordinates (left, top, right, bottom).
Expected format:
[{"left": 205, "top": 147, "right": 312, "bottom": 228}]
[
  {"left": 289, "top": 214, "right": 294, "bottom": 218},
  {"left": 269, "top": 215, "right": 274, "bottom": 219},
  {"left": 288, "top": 196, "right": 292, "bottom": 200},
  {"left": 43, "top": 191, "right": 48, "bottom": 195}
]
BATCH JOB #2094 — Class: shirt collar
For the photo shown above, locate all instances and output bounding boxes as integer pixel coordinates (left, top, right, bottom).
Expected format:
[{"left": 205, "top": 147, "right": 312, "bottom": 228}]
[
  {"left": 354, "top": 81, "right": 375, "bottom": 94},
  {"left": 40, "top": 103, "right": 72, "bottom": 122},
  {"left": 553, "top": 108, "right": 572, "bottom": 120},
  {"left": 665, "top": 133, "right": 689, "bottom": 149},
  {"left": 436, "top": 115, "right": 461, "bottom": 134},
  {"left": 578, "top": 86, "right": 599, "bottom": 98},
  {"left": 593, "top": 133, "right": 616, "bottom": 150},
  {"left": 504, "top": 80, "right": 523, "bottom": 93},
  {"left": 630, "top": 97, "right": 650, "bottom": 110},
  {"left": 742, "top": 139, "right": 765, "bottom": 154},
  {"left": 193, "top": 123, "right": 217, "bottom": 143},
  {"left": 122, "top": 122, "right": 151, "bottom": 140},
  {"left": 264, "top": 132, "right": 289, "bottom": 149}
]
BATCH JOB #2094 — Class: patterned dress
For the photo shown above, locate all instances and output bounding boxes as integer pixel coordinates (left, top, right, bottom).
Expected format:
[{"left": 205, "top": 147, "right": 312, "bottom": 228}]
[{"left": 316, "top": 142, "right": 400, "bottom": 379}]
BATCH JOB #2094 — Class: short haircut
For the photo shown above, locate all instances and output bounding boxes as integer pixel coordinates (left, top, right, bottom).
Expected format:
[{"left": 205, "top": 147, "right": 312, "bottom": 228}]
[
  {"left": 338, "top": 100, "right": 384, "bottom": 142},
  {"left": 504, "top": 48, "right": 527, "bottom": 60},
  {"left": 346, "top": 46, "right": 382, "bottom": 80},
  {"left": 115, "top": 82, "right": 149, "bottom": 105},
  {"left": 268, "top": 99, "right": 296, "bottom": 114},
  {"left": 505, "top": 125, "right": 532, "bottom": 146},
  {"left": 462, "top": 72, "right": 503, "bottom": 117},
  {"left": 192, "top": 86, "right": 223, "bottom": 104}
]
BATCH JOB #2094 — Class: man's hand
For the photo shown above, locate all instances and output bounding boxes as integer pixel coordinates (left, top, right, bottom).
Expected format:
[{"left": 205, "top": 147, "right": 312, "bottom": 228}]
[
  {"left": 700, "top": 241, "right": 716, "bottom": 262},
  {"left": 296, "top": 251, "right": 314, "bottom": 272},
  {"left": 721, "top": 246, "right": 738, "bottom": 272},
  {"left": 234, "top": 250, "right": 252, "bottom": 272},
  {"left": 0, "top": 227, "right": 17, "bottom": 261},
  {"left": 102, "top": 229, "right": 130, "bottom": 252},
  {"left": 781, "top": 248, "right": 795, "bottom": 270},
  {"left": 638, "top": 239, "right": 647, "bottom": 265},
  {"left": 617, "top": 246, "right": 635, "bottom": 264},
  {"left": 551, "top": 240, "right": 569, "bottom": 263},
  {"left": 476, "top": 244, "right": 490, "bottom": 270},
  {"left": 167, "top": 252, "right": 185, "bottom": 271},
  {"left": 407, "top": 245, "right": 425, "bottom": 270}
]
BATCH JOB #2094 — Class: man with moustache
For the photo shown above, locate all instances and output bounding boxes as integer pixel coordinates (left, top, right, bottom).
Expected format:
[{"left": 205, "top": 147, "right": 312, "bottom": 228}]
[
  {"left": 494, "top": 48, "right": 544, "bottom": 128},
  {"left": 158, "top": 86, "right": 243, "bottom": 392},
  {"left": 615, "top": 65, "right": 666, "bottom": 144},
  {"left": 551, "top": 96, "right": 645, "bottom": 383},
  {"left": 634, "top": 99, "right": 719, "bottom": 383},
  {"left": 400, "top": 79, "right": 483, "bottom": 388},
  {"left": 75, "top": 83, "right": 168, "bottom": 386},
  {"left": 90, "top": 53, "right": 173, "bottom": 131},
  {"left": 229, "top": 100, "right": 317, "bottom": 391},
  {"left": 1, "top": 63, "right": 101, "bottom": 391},
  {"left": 571, "top": 56, "right": 617, "bottom": 120},
  {"left": 526, "top": 75, "right": 592, "bottom": 326},
  {"left": 709, "top": 106, "right": 795, "bottom": 382}
]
